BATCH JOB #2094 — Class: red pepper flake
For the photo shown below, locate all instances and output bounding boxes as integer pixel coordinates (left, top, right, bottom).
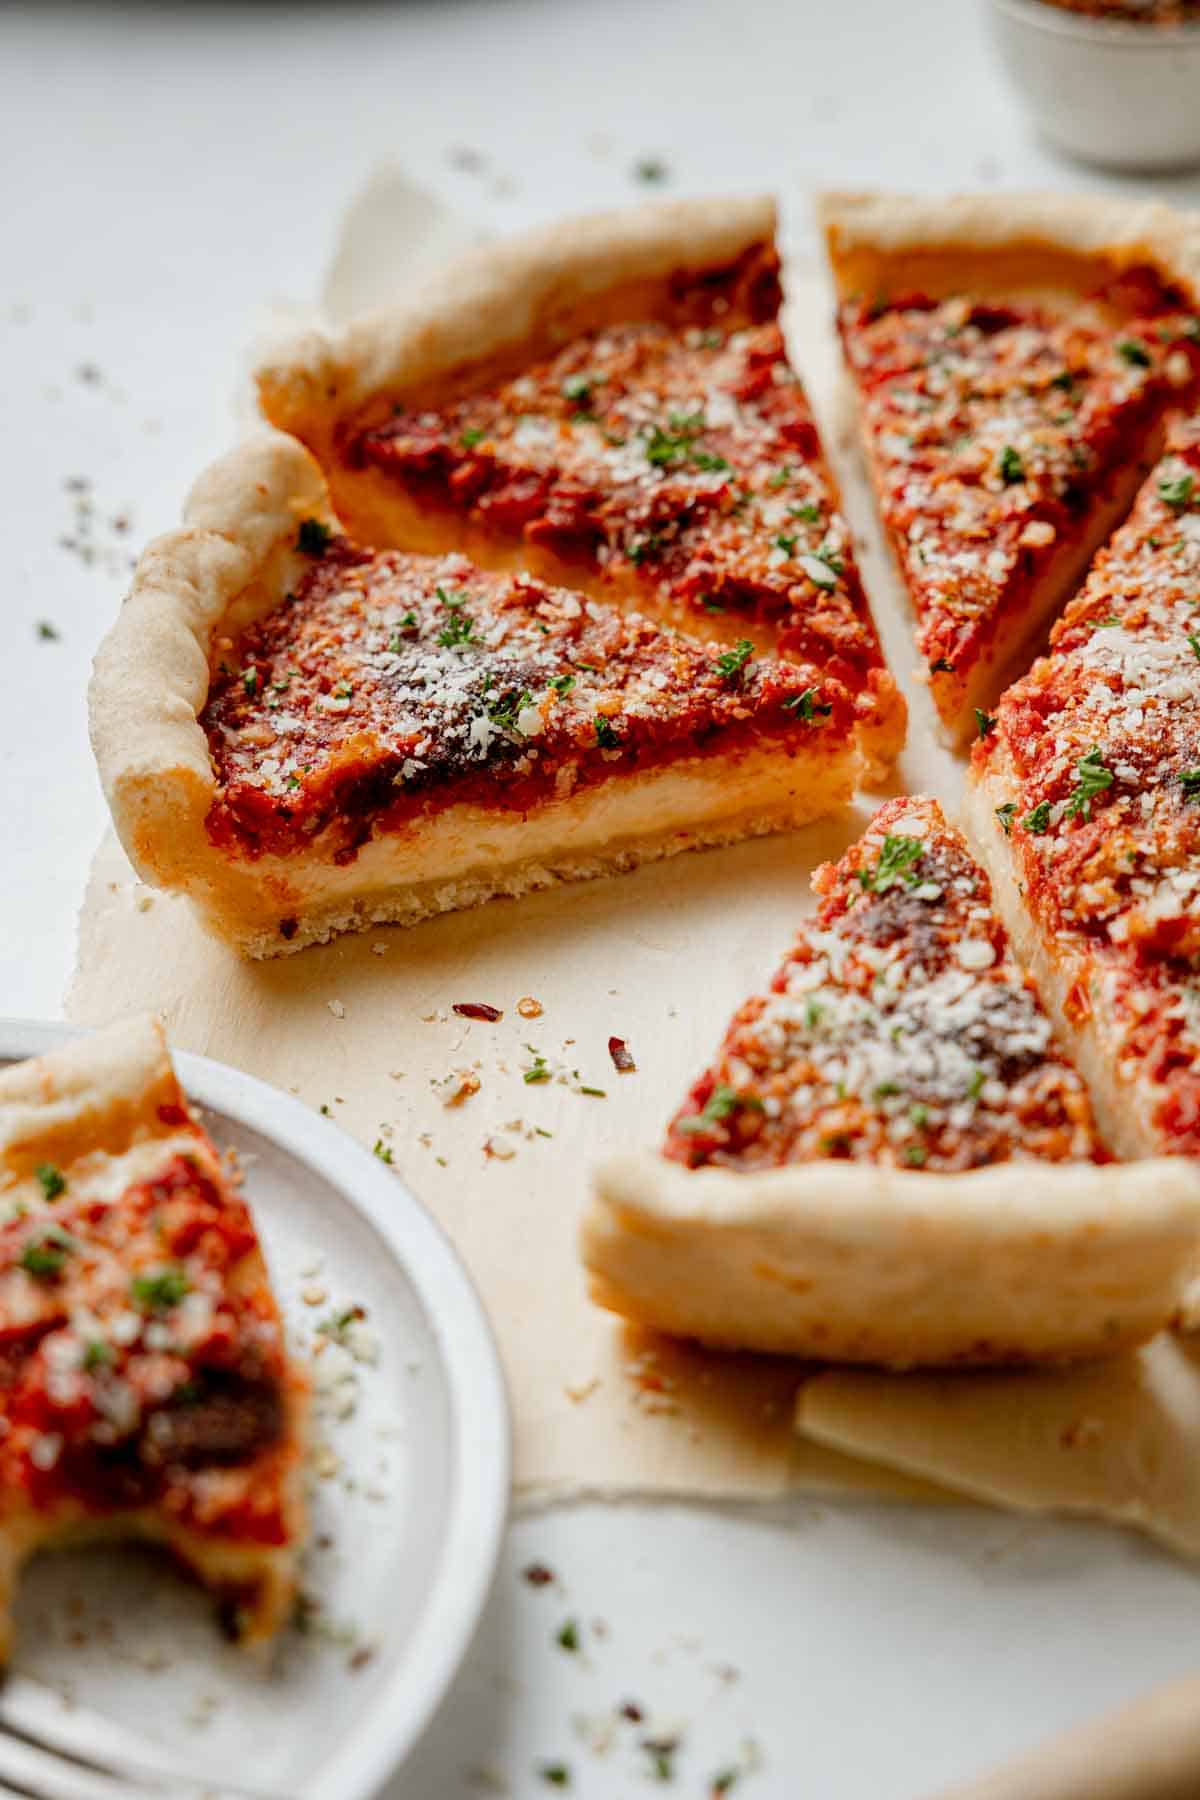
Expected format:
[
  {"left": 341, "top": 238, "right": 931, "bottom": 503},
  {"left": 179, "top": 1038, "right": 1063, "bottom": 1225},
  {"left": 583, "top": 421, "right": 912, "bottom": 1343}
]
[
  {"left": 618, "top": 1699, "right": 645, "bottom": 1724},
  {"left": 522, "top": 1561, "right": 556, "bottom": 1587},
  {"left": 453, "top": 1002, "right": 504, "bottom": 1021},
  {"left": 608, "top": 1036, "right": 636, "bottom": 1074}
]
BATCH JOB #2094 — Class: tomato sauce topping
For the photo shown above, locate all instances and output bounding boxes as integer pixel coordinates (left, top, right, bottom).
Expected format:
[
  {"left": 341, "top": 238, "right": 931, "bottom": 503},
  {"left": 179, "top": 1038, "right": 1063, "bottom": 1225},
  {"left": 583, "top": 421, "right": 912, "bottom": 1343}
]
[
  {"left": 664, "top": 796, "right": 1105, "bottom": 1172},
  {"left": 974, "top": 414, "right": 1200, "bottom": 1154},
  {"left": 839, "top": 289, "right": 1200, "bottom": 678},
  {"left": 0, "top": 1150, "right": 291, "bottom": 1543},
  {"left": 346, "top": 318, "right": 893, "bottom": 717},
  {"left": 200, "top": 542, "right": 852, "bottom": 863}
]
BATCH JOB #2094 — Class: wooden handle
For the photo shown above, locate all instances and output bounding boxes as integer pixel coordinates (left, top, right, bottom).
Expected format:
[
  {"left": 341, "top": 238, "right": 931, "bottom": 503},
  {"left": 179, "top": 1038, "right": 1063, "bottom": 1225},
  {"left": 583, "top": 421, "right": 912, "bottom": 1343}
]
[{"left": 932, "top": 1674, "right": 1200, "bottom": 1800}]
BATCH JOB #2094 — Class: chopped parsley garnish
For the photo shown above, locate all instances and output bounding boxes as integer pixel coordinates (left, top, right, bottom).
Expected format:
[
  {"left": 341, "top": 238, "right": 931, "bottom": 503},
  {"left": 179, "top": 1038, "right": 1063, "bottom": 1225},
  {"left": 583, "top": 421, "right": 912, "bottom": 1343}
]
[
  {"left": 19, "top": 1227, "right": 75, "bottom": 1281},
  {"left": 799, "top": 547, "right": 844, "bottom": 589},
  {"left": 643, "top": 411, "right": 708, "bottom": 469},
  {"left": 998, "top": 445, "right": 1025, "bottom": 485},
  {"left": 974, "top": 709, "right": 996, "bottom": 739},
  {"left": 372, "top": 1139, "right": 394, "bottom": 1164},
  {"left": 242, "top": 667, "right": 259, "bottom": 698},
  {"left": 131, "top": 1267, "right": 190, "bottom": 1312},
  {"left": 806, "top": 1000, "right": 825, "bottom": 1030},
  {"left": 523, "top": 1048, "right": 551, "bottom": 1085},
  {"left": 35, "top": 619, "right": 60, "bottom": 641},
  {"left": 784, "top": 687, "right": 832, "bottom": 724},
  {"left": 909, "top": 1103, "right": 929, "bottom": 1128},
  {"left": 773, "top": 533, "right": 797, "bottom": 557},
  {"left": 903, "top": 1144, "right": 928, "bottom": 1168},
  {"left": 700, "top": 593, "right": 726, "bottom": 612},
  {"left": 967, "top": 1068, "right": 987, "bottom": 1101},
  {"left": 1117, "top": 338, "right": 1151, "bottom": 367},
  {"left": 555, "top": 1618, "right": 580, "bottom": 1652},
  {"left": 693, "top": 450, "right": 731, "bottom": 473},
  {"left": 1159, "top": 472, "right": 1196, "bottom": 512},
  {"left": 35, "top": 1162, "right": 66, "bottom": 1202},
  {"left": 633, "top": 156, "right": 668, "bottom": 184},
  {"left": 296, "top": 518, "right": 332, "bottom": 555},
  {"left": 628, "top": 533, "right": 663, "bottom": 566},
  {"left": 995, "top": 802, "right": 1017, "bottom": 835},
  {"left": 561, "top": 372, "right": 597, "bottom": 405},
  {"left": 1181, "top": 768, "right": 1200, "bottom": 802},
  {"left": 676, "top": 1083, "right": 762, "bottom": 1135},
  {"left": 594, "top": 715, "right": 620, "bottom": 748},
  {"left": 1090, "top": 616, "right": 1121, "bottom": 630},
  {"left": 547, "top": 672, "right": 575, "bottom": 695},
  {"left": 1063, "top": 745, "right": 1114, "bottom": 821},
  {"left": 789, "top": 502, "right": 822, "bottom": 524},
  {"left": 83, "top": 1339, "right": 114, "bottom": 1372},
  {"left": 716, "top": 638, "right": 754, "bottom": 681},
  {"left": 1188, "top": 632, "right": 1200, "bottom": 662},
  {"left": 387, "top": 614, "right": 418, "bottom": 651},
  {"left": 712, "top": 1772, "right": 742, "bottom": 1797},
  {"left": 1023, "top": 800, "right": 1052, "bottom": 834},
  {"left": 487, "top": 687, "right": 533, "bottom": 733},
  {"left": 460, "top": 427, "right": 485, "bottom": 448},
  {"left": 286, "top": 772, "right": 302, "bottom": 790},
  {"left": 858, "top": 834, "right": 924, "bottom": 895},
  {"left": 538, "top": 1765, "right": 572, "bottom": 1789},
  {"left": 929, "top": 657, "right": 955, "bottom": 674},
  {"left": 437, "top": 613, "right": 475, "bottom": 648},
  {"left": 642, "top": 1736, "right": 679, "bottom": 1781},
  {"left": 767, "top": 465, "right": 793, "bottom": 489}
]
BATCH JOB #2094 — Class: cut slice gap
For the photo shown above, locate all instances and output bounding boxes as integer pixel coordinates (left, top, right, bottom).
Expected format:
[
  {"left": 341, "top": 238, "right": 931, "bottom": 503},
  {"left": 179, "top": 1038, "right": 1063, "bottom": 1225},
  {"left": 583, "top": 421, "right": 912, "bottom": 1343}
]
[
  {"left": 821, "top": 190, "right": 1200, "bottom": 741},
  {"left": 582, "top": 795, "right": 1200, "bottom": 1369}
]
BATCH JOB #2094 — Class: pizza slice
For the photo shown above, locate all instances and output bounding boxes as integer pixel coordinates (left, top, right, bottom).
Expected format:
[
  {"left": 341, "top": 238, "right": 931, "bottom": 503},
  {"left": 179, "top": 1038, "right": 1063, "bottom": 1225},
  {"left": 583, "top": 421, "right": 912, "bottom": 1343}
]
[
  {"left": 822, "top": 191, "right": 1200, "bottom": 740},
  {"left": 89, "top": 433, "right": 862, "bottom": 957},
  {"left": 0, "top": 1016, "right": 307, "bottom": 1662},
  {"left": 256, "top": 196, "right": 905, "bottom": 776},
  {"left": 967, "top": 410, "right": 1200, "bottom": 1165},
  {"left": 582, "top": 796, "right": 1200, "bottom": 1369}
]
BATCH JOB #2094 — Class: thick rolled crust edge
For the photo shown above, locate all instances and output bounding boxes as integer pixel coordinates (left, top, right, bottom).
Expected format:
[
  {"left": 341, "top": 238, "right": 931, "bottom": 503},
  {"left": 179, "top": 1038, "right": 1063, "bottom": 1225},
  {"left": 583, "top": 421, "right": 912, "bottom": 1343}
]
[
  {"left": 87, "top": 432, "right": 337, "bottom": 921},
  {"left": 582, "top": 1150, "right": 1200, "bottom": 1369},
  {"left": 256, "top": 193, "right": 779, "bottom": 449},
  {"left": 818, "top": 189, "right": 1200, "bottom": 302}
]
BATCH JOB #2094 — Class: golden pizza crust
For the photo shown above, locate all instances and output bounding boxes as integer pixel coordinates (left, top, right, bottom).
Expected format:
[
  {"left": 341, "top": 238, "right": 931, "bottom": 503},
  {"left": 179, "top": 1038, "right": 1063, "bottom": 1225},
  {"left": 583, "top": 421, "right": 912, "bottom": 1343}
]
[
  {"left": 89, "top": 430, "right": 862, "bottom": 958},
  {"left": 819, "top": 189, "right": 1200, "bottom": 309},
  {"left": 582, "top": 1150, "right": 1200, "bottom": 1368},
  {"left": 0, "top": 1018, "right": 306, "bottom": 1660}
]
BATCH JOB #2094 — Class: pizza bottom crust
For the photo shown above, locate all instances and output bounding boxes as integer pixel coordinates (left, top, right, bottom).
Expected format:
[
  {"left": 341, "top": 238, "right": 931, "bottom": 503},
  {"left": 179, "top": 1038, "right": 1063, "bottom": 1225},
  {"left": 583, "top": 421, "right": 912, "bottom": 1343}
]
[
  {"left": 0, "top": 1504, "right": 300, "bottom": 1666},
  {"left": 174, "top": 737, "right": 861, "bottom": 958},
  {"left": 583, "top": 1151, "right": 1200, "bottom": 1369}
]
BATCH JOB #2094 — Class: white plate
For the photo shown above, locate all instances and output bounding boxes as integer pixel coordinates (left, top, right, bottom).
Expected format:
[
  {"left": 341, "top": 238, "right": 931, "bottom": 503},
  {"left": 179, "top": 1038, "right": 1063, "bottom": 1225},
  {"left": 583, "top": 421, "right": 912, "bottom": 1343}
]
[{"left": 0, "top": 1020, "right": 511, "bottom": 1800}]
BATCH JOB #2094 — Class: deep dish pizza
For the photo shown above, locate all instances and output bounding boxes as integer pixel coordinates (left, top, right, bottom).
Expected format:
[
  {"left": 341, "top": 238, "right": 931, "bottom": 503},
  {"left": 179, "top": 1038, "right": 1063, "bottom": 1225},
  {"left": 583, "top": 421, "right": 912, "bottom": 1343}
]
[
  {"left": 0, "top": 1017, "right": 306, "bottom": 1661},
  {"left": 968, "top": 412, "right": 1200, "bottom": 1164},
  {"left": 257, "top": 195, "right": 905, "bottom": 776},
  {"left": 583, "top": 797, "right": 1200, "bottom": 1368},
  {"left": 822, "top": 192, "right": 1200, "bottom": 740},
  {"left": 89, "top": 434, "right": 861, "bottom": 957}
]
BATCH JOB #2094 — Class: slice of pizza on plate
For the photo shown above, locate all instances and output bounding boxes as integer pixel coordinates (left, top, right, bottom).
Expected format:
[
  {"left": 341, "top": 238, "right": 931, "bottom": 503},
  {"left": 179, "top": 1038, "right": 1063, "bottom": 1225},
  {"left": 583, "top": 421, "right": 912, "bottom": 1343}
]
[
  {"left": 0, "top": 1016, "right": 307, "bottom": 1662},
  {"left": 582, "top": 796, "right": 1200, "bottom": 1369},
  {"left": 967, "top": 410, "right": 1200, "bottom": 1165},
  {"left": 256, "top": 195, "right": 905, "bottom": 776},
  {"left": 821, "top": 191, "right": 1200, "bottom": 741},
  {"left": 89, "top": 433, "right": 862, "bottom": 957}
]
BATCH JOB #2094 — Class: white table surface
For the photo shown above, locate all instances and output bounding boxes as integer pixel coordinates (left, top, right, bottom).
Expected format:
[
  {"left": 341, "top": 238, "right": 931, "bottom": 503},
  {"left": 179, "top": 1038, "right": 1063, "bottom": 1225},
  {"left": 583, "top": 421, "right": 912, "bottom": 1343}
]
[{"left": 5, "top": 4, "right": 1200, "bottom": 1796}]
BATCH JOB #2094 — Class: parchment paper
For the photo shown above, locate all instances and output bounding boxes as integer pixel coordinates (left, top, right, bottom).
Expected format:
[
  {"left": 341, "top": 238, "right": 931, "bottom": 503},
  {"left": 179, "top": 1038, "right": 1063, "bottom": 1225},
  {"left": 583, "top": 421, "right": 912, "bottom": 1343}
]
[{"left": 68, "top": 174, "right": 1200, "bottom": 1539}]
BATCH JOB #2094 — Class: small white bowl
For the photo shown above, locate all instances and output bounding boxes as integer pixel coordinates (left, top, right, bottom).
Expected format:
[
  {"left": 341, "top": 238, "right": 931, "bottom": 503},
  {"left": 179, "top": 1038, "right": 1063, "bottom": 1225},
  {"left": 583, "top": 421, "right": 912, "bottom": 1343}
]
[{"left": 989, "top": 0, "right": 1200, "bottom": 172}]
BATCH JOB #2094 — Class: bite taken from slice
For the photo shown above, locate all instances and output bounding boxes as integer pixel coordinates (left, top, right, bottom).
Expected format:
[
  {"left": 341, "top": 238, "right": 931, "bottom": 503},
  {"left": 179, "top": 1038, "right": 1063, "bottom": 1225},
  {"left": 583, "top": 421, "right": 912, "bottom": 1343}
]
[
  {"left": 582, "top": 797, "right": 1200, "bottom": 1369},
  {"left": 89, "top": 432, "right": 862, "bottom": 958},
  {"left": 0, "top": 1017, "right": 307, "bottom": 1663},
  {"left": 967, "top": 410, "right": 1200, "bottom": 1165},
  {"left": 821, "top": 191, "right": 1200, "bottom": 741},
  {"left": 256, "top": 195, "right": 905, "bottom": 776}
]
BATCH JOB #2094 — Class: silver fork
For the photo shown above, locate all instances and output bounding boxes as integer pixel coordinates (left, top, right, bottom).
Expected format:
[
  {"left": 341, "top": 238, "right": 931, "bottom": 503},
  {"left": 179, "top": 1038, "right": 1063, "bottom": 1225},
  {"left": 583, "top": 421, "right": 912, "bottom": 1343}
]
[{"left": 0, "top": 1672, "right": 284, "bottom": 1800}]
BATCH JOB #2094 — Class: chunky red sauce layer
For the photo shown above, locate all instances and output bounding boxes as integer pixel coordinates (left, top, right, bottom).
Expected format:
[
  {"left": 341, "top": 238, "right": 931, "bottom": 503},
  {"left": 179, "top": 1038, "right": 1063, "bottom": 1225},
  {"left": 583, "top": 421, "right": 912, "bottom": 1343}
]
[
  {"left": 664, "top": 796, "right": 1104, "bottom": 1171},
  {"left": 346, "top": 315, "right": 896, "bottom": 729},
  {"left": 839, "top": 285, "right": 1200, "bottom": 684},
  {"left": 0, "top": 1145, "right": 292, "bottom": 1544},
  {"left": 201, "top": 542, "right": 852, "bottom": 863},
  {"left": 974, "top": 415, "right": 1200, "bottom": 1154}
]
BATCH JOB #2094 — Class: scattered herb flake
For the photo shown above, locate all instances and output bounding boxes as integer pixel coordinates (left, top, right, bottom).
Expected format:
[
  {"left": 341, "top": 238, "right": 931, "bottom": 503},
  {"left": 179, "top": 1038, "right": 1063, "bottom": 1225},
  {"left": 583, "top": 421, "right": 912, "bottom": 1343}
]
[
  {"left": 1023, "top": 800, "right": 1053, "bottom": 834},
  {"left": 716, "top": 638, "right": 754, "bottom": 681},
  {"left": 523, "top": 1048, "right": 551, "bottom": 1085},
  {"left": 1063, "top": 745, "right": 1114, "bottom": 821},
  {"left": 858, "top": 834, "right": 924, "bottom": 894},
  {"left": 998, "top": 445, "right": 1025, "bottom": 484},
  {"left": 131, "top": 1267, "right": 190, "bottom": 1312},
  {"left": 974, "top": 708, "right": 996, "bottom": 739},
  {"left": 34, "top": 1163, "right": 66, "bottom": 1202},
  {"left": 995, "top": 802, "right": 1017, "bottom": 836},
  {"left": 594, "top": 715, "right": 621, "bottom": 749},
  {"left": 372, "top": 1139, "right": 394, "bottom": 1165},
  {"left": 1117, "top": 338, "right": 1151, "bottom": 367},
  {"left": 35, "top": 619, "right": 60, "bottom": 641},
  {"left": 296, "top": 518, "right": 332, "bottom": 555},
  {"left": 783, "top": 686, "right": 832, "bottom": 724},
  {"left": 1159, "top": 472, "right": 1195, "bottom": 512},
  {"left": 1181, "top": 768, "right": 1200, "bottom": 801},
  {"left": 555, "top": 1618, "right": 580, "bottom": 1653}
]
